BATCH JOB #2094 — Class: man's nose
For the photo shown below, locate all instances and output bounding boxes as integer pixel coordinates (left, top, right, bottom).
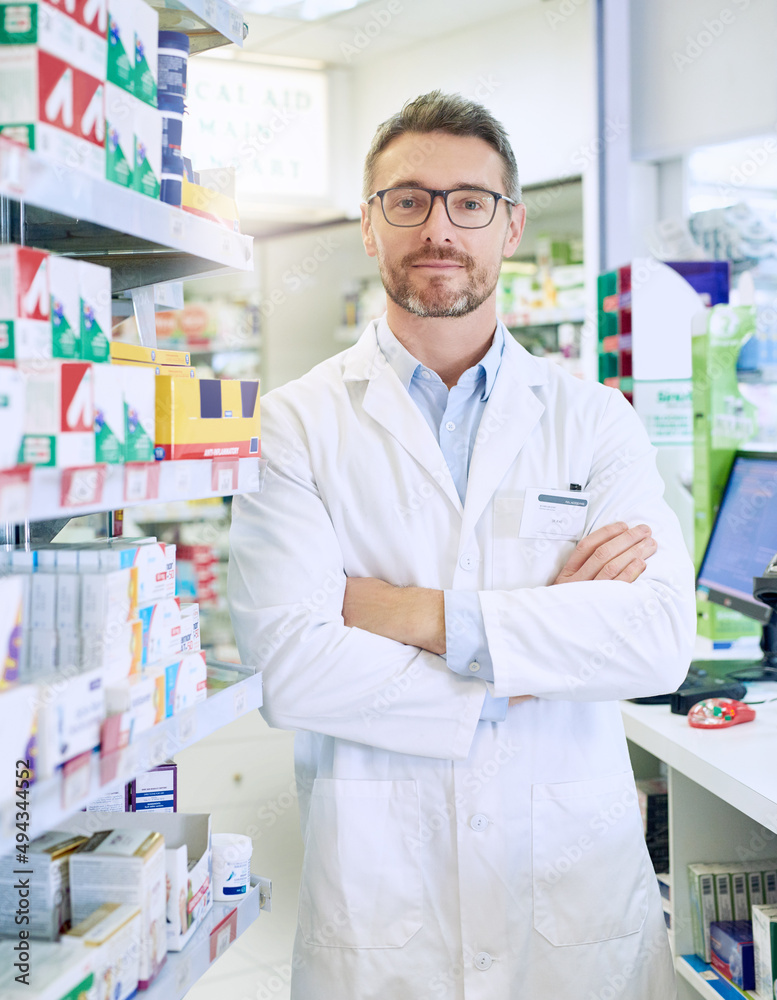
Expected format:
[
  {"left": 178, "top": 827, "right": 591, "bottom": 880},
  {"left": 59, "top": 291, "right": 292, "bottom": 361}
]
[{"left": 418, "top": 194, "right": 456, "bottom": 242}]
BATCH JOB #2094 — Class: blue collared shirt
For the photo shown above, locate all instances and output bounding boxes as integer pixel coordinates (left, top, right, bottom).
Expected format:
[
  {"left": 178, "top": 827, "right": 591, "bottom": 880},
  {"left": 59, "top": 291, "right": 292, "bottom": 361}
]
[{"left": 376, "top": 316, "right": 508, "bottom": 722}]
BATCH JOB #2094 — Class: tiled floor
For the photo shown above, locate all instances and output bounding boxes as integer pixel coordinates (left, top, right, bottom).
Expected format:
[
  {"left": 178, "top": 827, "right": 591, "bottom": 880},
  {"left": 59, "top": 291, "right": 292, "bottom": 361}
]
[{"left": 176, "top": 711, "right": 303, "bottom": 1000}]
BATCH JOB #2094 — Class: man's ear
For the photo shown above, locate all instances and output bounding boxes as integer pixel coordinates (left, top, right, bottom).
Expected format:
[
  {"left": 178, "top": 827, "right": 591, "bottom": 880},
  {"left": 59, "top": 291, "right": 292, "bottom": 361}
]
[
  {"left": 361, "top": 202, "right": 378, "bottom": 258},
  {"left": 503, "top": 202, "right": 526, "bottom": 259}
]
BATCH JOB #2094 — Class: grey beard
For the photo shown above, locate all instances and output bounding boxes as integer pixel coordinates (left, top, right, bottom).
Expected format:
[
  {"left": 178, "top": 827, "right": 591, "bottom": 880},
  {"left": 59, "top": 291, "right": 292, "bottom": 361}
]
[{"left": 380, "top": 260, "right": 498, "bottom": 318}]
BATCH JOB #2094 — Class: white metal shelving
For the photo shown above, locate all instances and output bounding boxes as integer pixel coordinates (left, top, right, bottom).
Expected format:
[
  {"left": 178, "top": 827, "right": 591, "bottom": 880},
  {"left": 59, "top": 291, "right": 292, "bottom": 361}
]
[
  {"left": 0, "top": 668, "right": 262, "bottom": 858},
  {"left": 148, "top": 0, "right": 247, "bottom": 52},
  {"left": 145, "top": 877, "right": 270, "bottom": 1000}
]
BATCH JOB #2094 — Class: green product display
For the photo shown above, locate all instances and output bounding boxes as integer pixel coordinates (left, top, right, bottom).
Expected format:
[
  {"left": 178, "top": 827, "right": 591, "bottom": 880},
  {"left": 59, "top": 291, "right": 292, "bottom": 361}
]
[
  {"left": 107, "top": 13, "right": 134, "bottom": 92},
  {"left": 0, "top": 1, "right": 37, "bottom": 44},
  {"left": 692, "top": 304, "right": 761, "bottom": 641}
]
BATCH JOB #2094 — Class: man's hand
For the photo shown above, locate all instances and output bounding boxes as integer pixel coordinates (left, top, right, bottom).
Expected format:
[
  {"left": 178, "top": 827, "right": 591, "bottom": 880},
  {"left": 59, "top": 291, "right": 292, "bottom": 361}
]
[
  {"left": 553, "top": 522, "right": 657, "bottom": 585},
  {"left": 342, "top": 578, "right": 446, "bottom": 655}
]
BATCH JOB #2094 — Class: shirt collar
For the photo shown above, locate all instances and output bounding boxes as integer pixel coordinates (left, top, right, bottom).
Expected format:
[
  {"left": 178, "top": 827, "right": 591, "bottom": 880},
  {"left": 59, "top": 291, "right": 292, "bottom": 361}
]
[{"left": 375, "top": 314, "right": 506, "bottom": 400}]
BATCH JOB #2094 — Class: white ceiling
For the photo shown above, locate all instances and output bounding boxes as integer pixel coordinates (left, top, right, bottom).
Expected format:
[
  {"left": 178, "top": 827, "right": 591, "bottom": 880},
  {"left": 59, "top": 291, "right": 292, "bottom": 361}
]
[{"left": 232, "top": 0, "right": 541, "bottom": 67}]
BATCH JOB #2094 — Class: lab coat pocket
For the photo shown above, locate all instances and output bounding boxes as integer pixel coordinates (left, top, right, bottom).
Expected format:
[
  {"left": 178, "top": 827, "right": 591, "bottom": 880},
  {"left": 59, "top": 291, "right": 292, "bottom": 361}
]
[
  {"left": 493, "top": 496, "right": 576, "bottom": 589},
  {"left": 531, "top": 770, "right": 648, "bottom": 947},
  {"left": 298, "top": 778, "right": 423, "bottom": 949}
]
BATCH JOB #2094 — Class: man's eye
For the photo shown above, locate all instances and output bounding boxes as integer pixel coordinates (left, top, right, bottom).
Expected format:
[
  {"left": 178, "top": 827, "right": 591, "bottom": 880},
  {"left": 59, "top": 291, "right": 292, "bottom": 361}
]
[
  {"left": 462, "top": 199, "right": 485, "bottom": 211},
  {"left": 398, "top": 198, "right": 416, "bottom": 208}
]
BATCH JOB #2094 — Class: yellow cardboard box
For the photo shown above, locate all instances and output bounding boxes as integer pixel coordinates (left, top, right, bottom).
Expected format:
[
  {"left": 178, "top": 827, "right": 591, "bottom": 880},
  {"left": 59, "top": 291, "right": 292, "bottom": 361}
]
[
  {"left": 154, "top": 376, "right": 260, "bottom": 460},
  {"left": 110, "top": 342, "right": 191, "bottom": 366}
]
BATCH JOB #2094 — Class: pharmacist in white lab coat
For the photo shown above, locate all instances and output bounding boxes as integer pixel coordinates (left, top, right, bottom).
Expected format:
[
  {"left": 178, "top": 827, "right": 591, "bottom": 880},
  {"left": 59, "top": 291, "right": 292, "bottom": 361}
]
[{"left": 228, "top": 91, "right": 695, "bottom": 1000}]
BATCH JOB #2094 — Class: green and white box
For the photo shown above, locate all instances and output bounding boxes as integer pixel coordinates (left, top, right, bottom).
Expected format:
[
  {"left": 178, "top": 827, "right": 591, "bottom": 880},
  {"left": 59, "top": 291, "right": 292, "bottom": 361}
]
[
  {"left": 133, "top": 0, "right": 157, "bottom": 107},
  {"left": 106, "top": 81, "right": 134, "bottom": 188},
  {"left": 49, "top": 255, "right": 81, "bottom": 359},
  {"left": 753, "top": 904, "right": 777, "bottom": 1000},
  {"left": 79, "top": 259, "right": 112, "bottom": 363},
  {"left": 132, "top": 95, "right": 160, "bottom": 199},
  {"left": 120, "top": 365, "right": 155, "bottom": 461},
  {"left": 94, "top": 363, "right": 125, "bottom": 462},
  {"left": 107, "top": 0, "right": 135, "bottom": 93}
]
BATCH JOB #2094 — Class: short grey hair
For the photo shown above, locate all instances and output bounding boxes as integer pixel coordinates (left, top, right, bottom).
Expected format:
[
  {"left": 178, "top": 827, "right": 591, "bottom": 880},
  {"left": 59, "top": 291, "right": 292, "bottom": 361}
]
[{"left": 363, "top": 90, "right": 521, "bottom": 203}]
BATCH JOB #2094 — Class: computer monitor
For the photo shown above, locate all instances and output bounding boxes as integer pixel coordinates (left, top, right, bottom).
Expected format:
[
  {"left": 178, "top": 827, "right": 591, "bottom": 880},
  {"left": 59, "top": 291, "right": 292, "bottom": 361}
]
[{"left": 696, "top": 449, "right": 777, "bottom": 679}]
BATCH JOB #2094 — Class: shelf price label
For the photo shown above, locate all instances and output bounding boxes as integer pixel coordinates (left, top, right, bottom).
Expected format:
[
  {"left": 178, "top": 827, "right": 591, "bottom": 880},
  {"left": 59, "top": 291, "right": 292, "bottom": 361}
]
[
  {"left": 233, "top": 686, "right": 247, "bottom": 717},
  {"left": 60, "top": 465, "right": 106, "bottom": 509},
  {"left": 212, "top": 458, "right": 239, "bottom": 494},
  {"left": 170, "top": 213, "right": 185, "bottom": 242},
  {"left": 124, "top": 462, "right": 161, "bottom": 503},
  {"left": 0, "top": 466, "right": 32, "bottom": 522},
  {"left": 209, "top": 908, "right": 238, "bottom": 963}
]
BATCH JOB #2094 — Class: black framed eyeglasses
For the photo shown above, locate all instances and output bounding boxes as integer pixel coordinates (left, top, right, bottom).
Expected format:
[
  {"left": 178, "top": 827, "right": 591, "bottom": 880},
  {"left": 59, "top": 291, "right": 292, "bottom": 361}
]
[{"left": 366, "top": 186, "right": 518, "bottom": 229}]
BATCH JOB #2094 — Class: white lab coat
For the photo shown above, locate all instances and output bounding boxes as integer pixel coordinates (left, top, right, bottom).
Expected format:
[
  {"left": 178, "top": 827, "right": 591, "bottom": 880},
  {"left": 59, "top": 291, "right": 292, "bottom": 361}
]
[{"left": 228, "top": 321, "right": 696, "bottom": 1000}]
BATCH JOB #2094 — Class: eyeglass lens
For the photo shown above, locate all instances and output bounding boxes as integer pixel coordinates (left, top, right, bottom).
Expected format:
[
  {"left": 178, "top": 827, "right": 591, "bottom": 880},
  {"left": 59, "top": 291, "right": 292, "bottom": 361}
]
[{"left": 381, "top": 188, "right": 496, "bottom": 228}]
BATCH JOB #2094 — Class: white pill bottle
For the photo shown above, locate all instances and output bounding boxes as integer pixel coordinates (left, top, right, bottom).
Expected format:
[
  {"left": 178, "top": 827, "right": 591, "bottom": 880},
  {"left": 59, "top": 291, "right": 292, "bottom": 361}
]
[{"left": 212, "top": 833, "right": 252, "bottom": 901}]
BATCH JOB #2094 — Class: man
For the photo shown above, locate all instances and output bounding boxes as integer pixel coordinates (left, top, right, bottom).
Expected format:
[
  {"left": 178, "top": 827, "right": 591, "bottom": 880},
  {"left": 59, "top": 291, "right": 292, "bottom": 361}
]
[{"left": 228, "top": 91, "right": 695, "bottom": 1000}]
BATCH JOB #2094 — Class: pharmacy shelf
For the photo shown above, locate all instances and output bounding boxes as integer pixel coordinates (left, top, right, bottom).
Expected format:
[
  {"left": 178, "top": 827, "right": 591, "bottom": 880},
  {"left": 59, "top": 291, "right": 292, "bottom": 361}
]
[
  {"left": 620, "top": 698, "right": 777, "bottom": 834},
  {"left": 0, "top": 138, "right": 253, "bottom": 291},
  {"left": 676, "top": 954, "right": 753, "bottom": 999},
  {"left": 0, "top": 668, "right": 262, "bottom": 858},
  {"left": 0, "top": 456, "right": 265, "bottom": 525},
  {"left": 146, "top": 876, "right": 269, "bottom": 1000},
  {"left": 156, "top": 339, "right": 263, "bottom": 354},
  {"left": 148, "top": 0, "right": 247, "bottom": 53},
  {"left": 130, "top": 501, "right": 230, "bottom": 523}
]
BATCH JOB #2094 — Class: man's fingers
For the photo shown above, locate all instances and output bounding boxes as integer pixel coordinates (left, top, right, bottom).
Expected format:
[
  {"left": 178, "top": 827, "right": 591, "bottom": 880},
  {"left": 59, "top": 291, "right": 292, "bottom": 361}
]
[
  {"left": 508, "top": 695, "right": 535, "bottom": 706},
  {"left": 592, "top": 536, "right": 657, "bottom": 581},
  {"left": 557, "top": 523, "right": 654, "bottom": 584},
  {"left": 611, "top": 557, "right": 648, "bottom": 583},
  {"left": 557, "top": 521, "right": 629, "bottom": 578}
]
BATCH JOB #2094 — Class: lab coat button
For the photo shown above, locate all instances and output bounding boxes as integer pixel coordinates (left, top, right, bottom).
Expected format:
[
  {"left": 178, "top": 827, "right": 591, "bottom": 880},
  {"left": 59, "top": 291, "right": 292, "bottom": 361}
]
[
  {"left": 459, "top": 554, "right": 476, "bottom": 570},
  {"left": 470, "top": 813, "right": 489, "bottom": 831},
  {"left": 474, "top": 952, "right": 492, "bottom": 971},
  {"left": 468, "top": 660, "right": 480, "bottom": 673}
]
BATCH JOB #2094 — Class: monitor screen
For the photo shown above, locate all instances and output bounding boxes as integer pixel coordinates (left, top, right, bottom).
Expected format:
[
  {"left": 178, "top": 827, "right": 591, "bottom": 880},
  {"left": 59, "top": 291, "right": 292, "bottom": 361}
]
[{"left": 697, "top": 452, "right": 777, "bottom": 624}]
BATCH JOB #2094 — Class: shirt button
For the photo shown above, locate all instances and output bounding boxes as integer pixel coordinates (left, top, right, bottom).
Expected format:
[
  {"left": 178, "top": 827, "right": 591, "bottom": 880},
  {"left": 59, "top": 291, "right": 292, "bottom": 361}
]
[
  {"left": 474, "top": 952, "right": 492, "bottom": 971},
  {"left": 445, "top": 420, "right": 456, "bottom": 431},
  {"left": 420, "top": 370, "right": 432, "bottom": 380},
  {"left": 459, "top": 554, "right": 476, "bottom": 571},
  {"left": 468, "top": 660, "right": 481, "bottom": 673},
  {"left": 470, "top": 813, "right": 489, "bottom": 832}
]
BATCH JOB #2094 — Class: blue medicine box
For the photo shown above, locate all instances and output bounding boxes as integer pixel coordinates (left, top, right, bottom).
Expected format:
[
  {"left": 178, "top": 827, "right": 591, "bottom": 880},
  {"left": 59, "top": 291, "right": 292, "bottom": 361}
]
[{"left": 710, "top": 920, "right": 755, "bottom": 991}]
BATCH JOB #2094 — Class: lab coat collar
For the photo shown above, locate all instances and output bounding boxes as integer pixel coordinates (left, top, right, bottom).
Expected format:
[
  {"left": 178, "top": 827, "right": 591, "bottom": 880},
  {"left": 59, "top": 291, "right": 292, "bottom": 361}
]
[{"left": 342, "top": 319, "right": 548, "bottom": 524}]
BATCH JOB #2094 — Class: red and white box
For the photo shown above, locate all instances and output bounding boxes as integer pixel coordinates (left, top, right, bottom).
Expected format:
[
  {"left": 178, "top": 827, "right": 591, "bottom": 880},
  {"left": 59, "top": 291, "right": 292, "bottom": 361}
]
[
  {"left": 0, "top": 47, "right": 105, "bottom": 178},
  {"left": 17, "top": 360, "right": 96, "bottom": 466},
  {"left": 0, "top": 245, "right": 51, "bottom": 362}
]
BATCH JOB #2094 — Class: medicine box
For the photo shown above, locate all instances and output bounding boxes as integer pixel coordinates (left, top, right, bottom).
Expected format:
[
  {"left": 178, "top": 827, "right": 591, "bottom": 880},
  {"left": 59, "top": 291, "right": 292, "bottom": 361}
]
[
  {"left": 180, "top": 602, "right": 200, "bottom": 651},
  {"left": 0, "top": 829, "right": 88, "bottom": 940},
  {"left": 0, "top": 244, "right": 50, "bottom": 362},
  {"left": 69, "top": 825, "right": 167, "bottom": 989},
  {"left": 0, "top": 47, "right": 106, "bottom": 180},
  {"left": 80, "top": 567, "right": 137, "bottom": 632},
  {"left": 0, "top": 0, "right": 107, "bottom": 80},
  {"left": 753, "top": 903, "right": 777, "bottom": 1000},
  {"left": 155, "top": 376, "right": 261, "bottom": 460},
  {"left": 164, "top": 650, "right": 206, "bottom": 716},
  {"left": 106, "top": 0, "right": 135, "bottom": 92},
  {"left": 132, "top": 93, "right": 161, "bottom": 199},
  {"left": 710, "top": 920, "right": 755, "bottom": 992},
  {"left": 79, "top": 260, "right": 112, "bottom": 363},
  {"left": 118, "top": 363, "right": 156, "bottom": 461},
  {"left": 0, "top": 574, "right": 25, "bottom": 687},
  {"left": 65, "top": 902, "right": 141, "bottom": 1000},
  {"left": 132, "top": 0, "right": 157, "bottom": 107},
  {"left": 689, "top": 860, "right": 777, "bottom": 962},
  {"left": 0, "top": 366, "right": 25, "bottom": 469},
  {"left": 36, "top": 665, "right": 105, "bottom": 776},
  {"left": 130, "top": 761, "right": 177, "bottom": 812},
  {"left": 106, "top": 81, "right": 134, "bottom": 187},
  {"left": 112, "top": 358, "right": 197, "bottom": 377},
  {"left": 93, "top": 362, "right": 125, "bottom": 462},
  {"left": 0, "top": 683, "right": 37, "bottom": 797},
  {"left": 48, "top": 254, "right": 81, "bottom": 359},
  {"left": 105, "top": 667, "right": 166, "bottom": 733},
  {"left": 109, "top": 540, "right": 171, "bottom": 605},
  {"left": 81, "top": 617, "right": 142, "bottom": 676},
  {"left": 139, "top": 596, "right": 181, "bottom": 665},
  {"left": 17, "top": 360, "right": 95, "bottom": 467},
  {"left": 110, "top": 341, "right": 191, "bottom": 366},
  {"left": 0, "top": 938, "right": 94, "bottom": 1000}
]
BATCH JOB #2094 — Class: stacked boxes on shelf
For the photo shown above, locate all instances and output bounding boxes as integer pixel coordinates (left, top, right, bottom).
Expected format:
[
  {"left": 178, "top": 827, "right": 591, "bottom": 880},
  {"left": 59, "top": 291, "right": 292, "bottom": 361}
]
[
  {"left": 0, "top": 0, "right": 108, "bottom": 178},
  {"left": 0, "top": 538, "right": 203, "bottom": 781},
  {"left": 176, "top": 544, "right": 218, "bottom": 605},
  {"left": 0, "top": 0, "right": 162, "bottom": 197},
  {"left": 596, "top": 265, "right": 632, "bottom": 402},
  {"left": 688, "top": 859, "right": 777, "bottom": 964}
]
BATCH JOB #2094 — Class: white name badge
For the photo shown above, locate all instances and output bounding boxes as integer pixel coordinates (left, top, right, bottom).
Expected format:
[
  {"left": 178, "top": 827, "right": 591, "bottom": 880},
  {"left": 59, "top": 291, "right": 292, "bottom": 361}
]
[{"left": 519, "top": 488, "right": 590, "bottom": 542}]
